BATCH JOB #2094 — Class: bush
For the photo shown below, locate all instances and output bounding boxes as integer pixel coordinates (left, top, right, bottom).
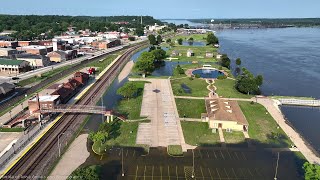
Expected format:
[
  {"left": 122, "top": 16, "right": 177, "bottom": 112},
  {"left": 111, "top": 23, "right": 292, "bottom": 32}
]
[
  {"left": 176, "top": 65, "right": 185, "bottom": 75},
  {"left": 195, "top": 74, "right": 201, "bottom": 78},
  {"left": 128, "top": 36, "right": 135, "bottom": 41},
  {"left": 217, "top": 75, "right": 227, "bottom": 80},
  {"left": 189, "top": 77, "right": 194, "bottom": 80},
  {"left": 218, "top": 66, "right": 223, "bottom": 70}
]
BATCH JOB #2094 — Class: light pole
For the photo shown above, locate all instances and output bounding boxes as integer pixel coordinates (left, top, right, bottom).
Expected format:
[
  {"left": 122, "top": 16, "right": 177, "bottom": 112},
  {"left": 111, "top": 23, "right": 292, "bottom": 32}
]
[
  {"left": 9, "top": 110, "right": 12, "bottom": 120},
  {"left": 191, "top": 149, "right": 195, "bottom": 178},
  {"left": 122, "top": 148, "right": 125, "bottom": 176},
  {"left": 12, "top": 143, "right": 16, "bottom": 154},
  {"left": 101, "top": 96, "right": 104, "bottom": 124},
  {"left": 58, "top": 133, "right": 65, "bottom": 157},
  {"left": 274, "top": 152, "right": 280, "bottom": 180}
]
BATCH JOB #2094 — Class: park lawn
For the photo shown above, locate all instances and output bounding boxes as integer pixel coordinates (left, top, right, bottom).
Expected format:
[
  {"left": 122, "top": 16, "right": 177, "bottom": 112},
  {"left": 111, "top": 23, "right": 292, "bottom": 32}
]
[
  {"left": 175, "top": 98, "right": 206, "bottom": 119},
  {"left": 171, "top": 78, "right": 209, "bottom": 97},
  {"left": 224, "top": 131, "right": 246, "bottom": 144},
  {"left": 167, "top": 145, "right": 183, "bottom": 156},
  {"left": 214, "top": 78, "right": 253, "bottom": 99},
  {"left": 0, "top": 127, "right": 24, "bottom": 132},
  {"left": 92, "top": 120, "right": 149, "bottom": 154},
  {"left": 181, "top": 121, "right": 220, "bottom": 146},
  {"left": 167, "top": 46, "right": 218, "bottom": 62},
  {"left": 116, "top": 81, "right": 147, "bottom": 120},
  {"left": 238, "top": 101, "right": 292, "bottom": 148},
  {"left": 172, "top": 34, "right": 207, "bottom": 42}
]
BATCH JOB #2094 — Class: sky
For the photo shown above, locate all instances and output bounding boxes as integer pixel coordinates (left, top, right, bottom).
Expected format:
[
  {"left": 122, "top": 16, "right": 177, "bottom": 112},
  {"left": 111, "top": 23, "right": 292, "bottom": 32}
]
[{"left": 0, "top": 0, "right": 319, "bottom": 19}]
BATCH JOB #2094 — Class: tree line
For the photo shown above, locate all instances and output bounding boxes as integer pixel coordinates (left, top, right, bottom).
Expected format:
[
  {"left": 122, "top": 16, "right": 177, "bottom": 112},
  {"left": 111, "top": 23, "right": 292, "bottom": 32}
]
[{"left": 0, "top": 15, "right": 163, "bottom": 40}]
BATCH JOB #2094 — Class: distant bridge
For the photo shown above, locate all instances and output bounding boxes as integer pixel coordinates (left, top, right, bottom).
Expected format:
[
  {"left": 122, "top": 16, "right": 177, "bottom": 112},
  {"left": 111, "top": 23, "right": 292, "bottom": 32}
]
[
  {"left": 40, "top": 104, "right": 112, "bottom": 116},
  {"left": 279, "top": 99, "right": 320, "bottom": 107}
]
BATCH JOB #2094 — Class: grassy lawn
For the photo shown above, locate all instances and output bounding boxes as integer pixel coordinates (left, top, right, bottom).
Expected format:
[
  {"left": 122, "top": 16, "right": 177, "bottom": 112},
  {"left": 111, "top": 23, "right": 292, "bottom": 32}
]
[
  {"left": 172, "top": 34, "right": 207, "bottom": 42},
  {"left": 238, "top": 101, "right": 292, "bottom": 148},
  {"left": 171, "top": 78, "right": 209, "bottom": 97},
  {"left": 87, "top": 54, "right": 118, "bottom": 75},
  {"left": 181, "top": 121, "right": 220, "bottom": 146},
  {"left": 116, "top": 81, "right": 147, "bottom": 120},
  {"left": 175, "top": 98, "right": 206, "bottom": 119},
  {"left": 224, "top": 131, "right": 246, "bottom": 144},
  {"left": 214, "top": 79, "right": 253, "bottom": 99},
  {"left": 0, "top": 127, "right": 24, "bottom": 132},
  {"left": 167, "top": 145, "right": 183, "bottom": 156},
  {"left": 166, "top": 46, "right": 218, "bottom": 62},
  {"left": 92, "top": 120, "right": 149, "bottom": 154}
]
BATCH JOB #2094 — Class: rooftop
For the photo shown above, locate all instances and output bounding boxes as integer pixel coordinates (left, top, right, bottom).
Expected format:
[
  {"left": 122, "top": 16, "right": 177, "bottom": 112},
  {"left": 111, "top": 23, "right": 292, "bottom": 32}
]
[
  {"left": 19, "top": 45, "right": 47, "bottom": 50},
  {"left": 205, "top": 98, "right": 248, "bottom": 125},
  {"left": 0, "top": 58, "right": 27, "bottom": 66},
  {"left": 30, "top": 95, "right": 60, "bottom": 102}
]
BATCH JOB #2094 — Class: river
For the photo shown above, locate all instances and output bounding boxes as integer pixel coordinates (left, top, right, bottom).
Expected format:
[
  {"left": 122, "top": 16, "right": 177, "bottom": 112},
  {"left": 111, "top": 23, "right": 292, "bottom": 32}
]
[{"left": 216, "top": 27, "right": 320, "bottom": 154}]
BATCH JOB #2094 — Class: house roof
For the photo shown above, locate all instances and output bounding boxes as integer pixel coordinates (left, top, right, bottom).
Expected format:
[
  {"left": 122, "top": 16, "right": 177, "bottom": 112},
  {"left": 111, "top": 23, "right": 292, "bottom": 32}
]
[
  {"left": 0, "top": 82, "right": 15, "bottom": 95},
  {"left": 16, "top": 53, "right": 46, "bottom": 60},
  {"left": 205, "top": 98, "right": 248, "bottom": 125},
  {"left": 0, "top": 58, "right": 27, "bottom": 66}
]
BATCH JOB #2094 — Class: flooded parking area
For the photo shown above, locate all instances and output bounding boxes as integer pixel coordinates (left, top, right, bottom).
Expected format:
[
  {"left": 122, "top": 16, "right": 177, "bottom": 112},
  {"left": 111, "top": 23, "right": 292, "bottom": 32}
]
[{"left": 83, "top": 147, "right": 301, "bottom": 180}]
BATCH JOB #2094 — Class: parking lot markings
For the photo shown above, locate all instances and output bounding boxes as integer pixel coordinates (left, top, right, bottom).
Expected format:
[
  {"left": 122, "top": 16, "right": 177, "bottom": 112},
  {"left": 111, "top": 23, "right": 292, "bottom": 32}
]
[
  {"left": 234, "top": 152, "right": 240, "bottom": 160},
  {"left": 135, "top": 165, "right": 139, "bottom": 180},
  {"left": 208, "top": 168, "right": 213, "bottom": 180},
  {"left": 255, "top": 168, "right": 262, "bottom": 177},
  {"left": 200, "top": 166, "right": 204, "bottom": 179},
  {"left": 144, "top": 165, "right": 146, "bottom": 180},
  {"left": 126, "top": 149, "right": 129, "bottom": 157},
  {"left": 160, "top": 166, "right": 163, "bottom": 180},
  {"left": 152, "top": 166, "right": 154, "bottom": 180},
  {"left": 206, "top": 150, "right": 210, "bottom": 158},
  {"left": 216, "top": 168, "right": 221, "bottom": 180},
  {"left": 224, "top": 168, "right": 229, "bottom": 179},
  {"left": 227, "top": 150, "right": 232, "bottom": 159},
  {"left": 167, "top": 166, "right": 170, "bottom": 180},
  {"left": 231, "top": 168, "right": 237, "bottom": 178},
  {"left": 133, "top": 150, "right": 136, "bottom": 157},
  {"left": 176, "top": 166, "right": 178, "bottom": 180},
  {"left": 220, "top": 150, "right": 225, "bottom": 159},
  {"left": 238, "top": 168, "right": 245, "bottom": 178},
  {"left": 241, "top": 152, "right": 247, "bottom": 160},
  {"left": 247, "top": 168, "right": 254, "bottom": 176},
  {"left": 212, "top": 150, "right": 217, "bottom": 159}
]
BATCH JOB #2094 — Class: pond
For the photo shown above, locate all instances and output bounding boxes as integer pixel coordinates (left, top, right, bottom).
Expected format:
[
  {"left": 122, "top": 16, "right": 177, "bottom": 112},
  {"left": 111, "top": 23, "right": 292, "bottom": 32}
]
[{"left": 192, "top": 68, "right": 224, "bottom": 79}]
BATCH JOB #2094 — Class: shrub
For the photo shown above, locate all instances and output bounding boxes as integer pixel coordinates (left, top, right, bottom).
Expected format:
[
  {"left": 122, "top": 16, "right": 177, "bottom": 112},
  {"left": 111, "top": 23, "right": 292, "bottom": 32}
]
[
  {"left": 217, "top": 75, "right": 227, "bottom": 80},
  {"left": 195, "top": 74, "right": 201, "bottom": 78}
]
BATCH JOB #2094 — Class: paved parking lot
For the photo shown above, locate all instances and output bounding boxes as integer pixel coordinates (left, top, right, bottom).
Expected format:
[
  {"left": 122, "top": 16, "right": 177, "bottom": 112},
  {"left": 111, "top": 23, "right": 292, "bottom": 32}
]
[
  {"left": 0, "top": 132, "right": 22, "bottom": 156},
  {"left": 83, "top": 147, "right": 301, "bottom": 180}
]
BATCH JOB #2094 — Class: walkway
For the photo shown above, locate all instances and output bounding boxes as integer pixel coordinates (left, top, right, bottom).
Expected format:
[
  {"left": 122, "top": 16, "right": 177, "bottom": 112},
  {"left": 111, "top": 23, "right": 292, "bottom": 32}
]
[
  {"left": 218, "top": 128, "right": 226, "bottom": 148},
  {"left": 48, "top": 134, "right": 89, "bottom": 180},
  {"left": 137, "top": 79, "right": 187, "bottom": 151}
]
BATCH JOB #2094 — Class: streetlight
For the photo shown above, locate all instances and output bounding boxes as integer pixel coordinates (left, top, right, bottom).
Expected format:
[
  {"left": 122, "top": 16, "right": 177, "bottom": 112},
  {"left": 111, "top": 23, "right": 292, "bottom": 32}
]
[
  {"left": 274, "top": 152, "right": 280, "bottom": 180},
  {"left": 191, "top": 149, "right": 195, "bottom": 178},
  {"left": 9, "top": 110, "right": 12, "bottom": 120},
  {"left": 58, "top": 133, "right": 65, "bottom": 157},
  {"left": 121, "top": 148, "right": 125, "bottom": 176}
]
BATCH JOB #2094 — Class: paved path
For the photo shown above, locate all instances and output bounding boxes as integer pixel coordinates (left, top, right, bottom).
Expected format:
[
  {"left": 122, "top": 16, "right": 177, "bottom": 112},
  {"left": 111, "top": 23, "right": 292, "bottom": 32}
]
[
  {"left": 137, "top": 79, "right": 187, "bottom": 151},
  {"left": 174, "top": 96, "right": 206, "bottom": 100},
  {"left": 48, "top": 134, "right": 89, "bottom": 180}
]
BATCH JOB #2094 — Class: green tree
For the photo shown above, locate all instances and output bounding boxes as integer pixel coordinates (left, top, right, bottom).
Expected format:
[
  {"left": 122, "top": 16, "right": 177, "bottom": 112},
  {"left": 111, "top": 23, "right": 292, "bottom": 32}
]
[
  {"left": 220, "top": 54, "right": 231, "bottom": 69},
  {"left": 148, "top": 34, "right": 157, "bottom": 45},
  {"left": 236, "top": 68, "right": 263, "bottom": 95},
  {"left": 188, "top": 37, "right": 194, "bottom": 45},
  {"left": 236, "top": 58, "right": 242, "bottom": 66},
  {"left": 177, "top": 38, "right": 183, "bottom": 45},
  {"left": 166, "top": 38, "right": 171, "bottom": 44},
  {"left": 135, "top": 26, "right": 144, "bottom": 36},
  {"left": 134, "top": 52, "right": 155, "bottom": 75},
  {"left": 156, "top": 35, "right": 162, "bottom": 44},
  {"left": 68, "top": 165, "right": 101, "bottom": 180},
  {"left": 128, "top": 36, "right": 135, "bottom": 41},
  {"left": 207, "top": 32, "right": 219, "bottom": 45},
  {"left": 117, "top": 81, "right": 139, "bottom": 99},
  {"left": 89, "top": 131, "right": 108, "bottom": 143},
  {"left": 256, "top": 75, "right": 263, "bottom": 86},
  {"left": 152, "top": 49, "right": 166, "bottom": 61},
  {"left": 303, "top": 162, "right": 320, "bottom": 180}
]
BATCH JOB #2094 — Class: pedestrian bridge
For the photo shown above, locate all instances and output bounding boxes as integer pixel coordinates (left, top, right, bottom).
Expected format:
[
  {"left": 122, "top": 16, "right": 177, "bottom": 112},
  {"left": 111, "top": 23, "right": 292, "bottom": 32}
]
[{"left": 279, "top": 99, "right": 320, "bottom": 107}]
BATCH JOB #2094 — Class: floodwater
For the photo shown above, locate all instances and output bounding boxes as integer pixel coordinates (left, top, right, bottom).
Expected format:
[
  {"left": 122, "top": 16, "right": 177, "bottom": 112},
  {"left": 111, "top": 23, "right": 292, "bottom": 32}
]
[{"left": 217, "top": 28, "right": 320, "bottom": 155}]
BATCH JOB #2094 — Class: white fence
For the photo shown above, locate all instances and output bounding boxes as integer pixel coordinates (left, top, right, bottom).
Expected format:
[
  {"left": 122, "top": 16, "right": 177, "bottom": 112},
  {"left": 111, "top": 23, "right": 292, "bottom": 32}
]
[{"left": 279, "top": 99, "right": 320, "bottom": 106}]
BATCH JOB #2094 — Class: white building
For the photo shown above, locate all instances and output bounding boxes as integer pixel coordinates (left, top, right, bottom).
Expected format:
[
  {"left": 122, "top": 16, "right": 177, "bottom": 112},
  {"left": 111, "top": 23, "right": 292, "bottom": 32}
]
[{"left": 148, "top": 23, "right": 167, "bottom": 32}]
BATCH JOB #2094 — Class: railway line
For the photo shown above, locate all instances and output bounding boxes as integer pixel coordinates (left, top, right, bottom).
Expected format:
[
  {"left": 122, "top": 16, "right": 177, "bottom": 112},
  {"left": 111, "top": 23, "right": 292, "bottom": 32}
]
[{"left": 2, "top": 43, "right": 147, "bottom": 179}]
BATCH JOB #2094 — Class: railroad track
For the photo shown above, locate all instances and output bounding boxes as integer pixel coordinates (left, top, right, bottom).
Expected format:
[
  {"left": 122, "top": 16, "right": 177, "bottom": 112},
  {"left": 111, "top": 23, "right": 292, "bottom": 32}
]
[{"left": 2, "top": 43, "right": 147, "bottom": 179}]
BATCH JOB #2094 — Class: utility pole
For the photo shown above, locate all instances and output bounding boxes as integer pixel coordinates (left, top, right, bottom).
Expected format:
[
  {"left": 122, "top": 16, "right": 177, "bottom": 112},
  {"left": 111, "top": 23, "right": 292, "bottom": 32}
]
[
  {"left": 274, "top": 152, "right": 280, "bottom": 180},
  {"left": 122, "top": 148, "right": 125, "bottom": 176},
  {"left": 191, "top": 149, "right": 195, "bottom": 178}
]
